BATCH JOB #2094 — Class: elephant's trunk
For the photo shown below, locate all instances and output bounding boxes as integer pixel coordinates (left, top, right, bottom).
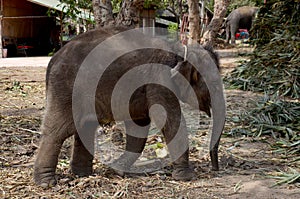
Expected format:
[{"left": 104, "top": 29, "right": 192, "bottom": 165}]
[{"left": 187, "top": 45, "right": 226, "bottom": 170}]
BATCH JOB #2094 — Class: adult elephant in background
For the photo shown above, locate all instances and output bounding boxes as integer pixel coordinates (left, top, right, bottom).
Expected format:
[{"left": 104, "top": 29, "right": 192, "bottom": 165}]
[{"left": 225, "top": 6, "right": 259, "bottom": 44}]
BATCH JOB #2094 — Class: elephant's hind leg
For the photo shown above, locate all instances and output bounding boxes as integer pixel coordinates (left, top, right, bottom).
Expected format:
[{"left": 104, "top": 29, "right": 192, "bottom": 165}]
[{"left": 225, "top": 24, "right": 231, "bottom": 43}]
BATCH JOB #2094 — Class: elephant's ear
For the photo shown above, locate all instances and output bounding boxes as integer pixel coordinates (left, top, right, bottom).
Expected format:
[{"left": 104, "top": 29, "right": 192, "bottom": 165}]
[{"left": 171, "top": 61, "right": 193, "bottom": 101}]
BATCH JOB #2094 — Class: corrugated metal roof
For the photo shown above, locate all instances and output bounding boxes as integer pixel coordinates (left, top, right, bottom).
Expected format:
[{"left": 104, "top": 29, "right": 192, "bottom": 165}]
[
  {"left": 26, "top": 0, "right": 93, "bottom": 20},
  {"left": 27, "top": 0, "right": 63, "bottom": 11}
]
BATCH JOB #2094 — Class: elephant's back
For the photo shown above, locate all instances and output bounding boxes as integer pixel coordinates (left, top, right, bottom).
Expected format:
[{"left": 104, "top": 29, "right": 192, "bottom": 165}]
[
  {"left": 46, "top": 27, "right": 126, "bottom": 91},
  {"left": 47, "top": 27, "right": 128, "bottom": 85},
  {"left": 44, "top": 26, "right": 130, "bottom": 108}
]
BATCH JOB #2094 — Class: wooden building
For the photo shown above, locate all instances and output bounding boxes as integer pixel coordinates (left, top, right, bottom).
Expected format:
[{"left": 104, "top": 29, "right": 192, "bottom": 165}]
[{"left": 0, "top": 0, "right": 58, "bottom": 58}]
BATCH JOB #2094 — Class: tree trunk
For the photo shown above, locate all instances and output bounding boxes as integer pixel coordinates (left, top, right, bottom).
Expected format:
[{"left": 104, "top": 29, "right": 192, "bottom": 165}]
[
  {"left": 178, "top": 0, "right": 183, "bottom": 24},
  {"left": 0, "top": 16, "right": 3, "bottom": 58},
  {"left": 200, "top": 0, "right": 206, "bottom": 36},
  {"left": 115, "top": 0, "right": 145, "bottom": 27},
  {"left": 167, "top": 0, "right": 183, "bottom": 26},
  {"left": 92, "top": 0, "right": 114, "bottom": 28},
  {"left": 187, "top": 0, "right": 201, "bottom": 44},
  {"left": 201, "top": 0, "right": 230, "bottom": 46},
  {"left": 92, "top": 0, "right": 102, "bottom": 28},
  {"left": 101, "top": 0, "right": 114, "bottom": 26}
]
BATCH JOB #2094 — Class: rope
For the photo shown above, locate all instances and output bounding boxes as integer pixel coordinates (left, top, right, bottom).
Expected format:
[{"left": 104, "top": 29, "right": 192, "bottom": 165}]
[{"left": 183, "top": 45, "right": 188, "bottom": 61}]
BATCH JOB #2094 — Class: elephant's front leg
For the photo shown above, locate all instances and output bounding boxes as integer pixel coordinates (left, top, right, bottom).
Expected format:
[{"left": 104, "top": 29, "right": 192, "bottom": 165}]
[
  {"left": 163, "top": 116, "right": 195, "bottom": 181},
  {"left": 111, "top": 119, "right": 150, "bottom": 175},
  {"left": 149, "top": 102, "right": 195, "bottom": 181},
  {"left": 34, "top": 134, "right": 63, "bottom": 188},
  {"left": 34, "top": 111, "right": 73, "bottom": 188}
]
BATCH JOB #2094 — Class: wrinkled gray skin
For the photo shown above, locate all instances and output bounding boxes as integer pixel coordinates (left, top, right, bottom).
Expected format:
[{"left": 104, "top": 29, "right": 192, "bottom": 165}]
[
  {"left": 225, "top": 6, "right": 259, "bottom": 44},
  {"left": 34, "top": 26, "right": 225, "bottom": 188}
]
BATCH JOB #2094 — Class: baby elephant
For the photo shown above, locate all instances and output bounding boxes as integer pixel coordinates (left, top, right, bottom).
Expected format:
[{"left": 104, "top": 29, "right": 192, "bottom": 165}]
[{"left": 34, "top": 26, "right": 225, "bottom": 188}]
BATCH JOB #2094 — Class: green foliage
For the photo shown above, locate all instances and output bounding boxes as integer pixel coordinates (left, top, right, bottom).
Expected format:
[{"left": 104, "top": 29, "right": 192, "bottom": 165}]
[
  {"left": 5, "top": 81, "right": 28, "bottom": 97},
  {"left": 206, "top": 0, "right": 214, "bottom": 12},
  {"left": 226, "top": 94, "right": 300, "bottom": 167},
  {"left": 225, "top": 0, "right": 300, "bottom": 99},
  {"left": 104, "top": 0, "right": 173, "bottom": 13},
  {"left": 168, "top": 23, "right": 179, "bottom": 32},
  {"left": 225, "top": 48, "right": 300, "bottom": 98},
  {"left": 270, "top": 168, "right": 300, "bottom": 187},
  {"left": 251, "top": 1, "right": 300, "bottom": 47},
  {"left": 47, "top": 0, "right": 94, "bottom": 29},
  {"left": 144, "top": 0, "right": 165, "bottom": 9},
  {"left": 59, "top": 0, "right": 93, "bottom": 22},
  {"left": 232, "top": 95, "right": 300, "bottom": 138},
  {"left": 111, "top": 0, "right": 122, "bottom": 13},
  {"left": 230, "top": 0, "right": 255, "bottom": 8},
  {"left": 227, "top": 0, "right": 256, "bottom": 12},
  {"left": 6, "top": 81, "right": 23, "bottom": 91},
  {"left": 225, "top": 2, "right": 299, "bottom": 186}
]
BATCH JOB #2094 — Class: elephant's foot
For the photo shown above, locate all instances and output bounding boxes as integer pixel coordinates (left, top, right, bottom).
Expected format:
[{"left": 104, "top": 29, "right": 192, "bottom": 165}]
[
  {"left": 111, "top": 162, "right": 127, "bottom": 177},
  {"left": 172, "top": 167, "right": 195, "bottom": 181},
  {"left": 169, "top": 150, "right": 195, "bottom": 181},
  {"left": 71, "top": 162, "right": 93, "bottom": 177},
  {"left": 110, "top": 152, "right": 141, "bottom": 176},
  {"left": 33, "top": 136, "right": 62, "bottom": 188},
  {"left": 70, "top": 132, "right": 94, "bottom": 177},
  {"left": 34, "top": 168, "right": 57, "bottom": 188}
]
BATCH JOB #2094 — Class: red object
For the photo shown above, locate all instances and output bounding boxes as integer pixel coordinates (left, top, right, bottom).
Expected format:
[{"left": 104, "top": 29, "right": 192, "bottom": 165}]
[
  {"left": 239, "top": 29, "right": 248, "bottom": 33},
  {"left": 17, "top": 45, "right": 34, "bottom": 49}
]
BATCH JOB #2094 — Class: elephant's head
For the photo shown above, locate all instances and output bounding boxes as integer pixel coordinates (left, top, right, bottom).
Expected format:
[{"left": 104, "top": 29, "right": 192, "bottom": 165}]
[
  {"left": 171, "top": 60, "right": 212, "bottom": 116},
  {"left": 171, "top": 44, "right": 226, "bottom": 171},
  {"left": 171, "top": 45, "right": 220, "bottom": 116}
]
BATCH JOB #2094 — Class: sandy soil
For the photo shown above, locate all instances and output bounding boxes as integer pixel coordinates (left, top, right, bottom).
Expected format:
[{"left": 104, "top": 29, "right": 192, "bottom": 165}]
[{"left": 0, "top": 53, "right": 299, "bottom": 198}]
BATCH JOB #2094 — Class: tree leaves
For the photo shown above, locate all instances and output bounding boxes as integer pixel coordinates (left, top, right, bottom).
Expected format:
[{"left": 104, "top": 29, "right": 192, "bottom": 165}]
[{"left": 225, "top": 0, "right": 300, "bottom": 99}]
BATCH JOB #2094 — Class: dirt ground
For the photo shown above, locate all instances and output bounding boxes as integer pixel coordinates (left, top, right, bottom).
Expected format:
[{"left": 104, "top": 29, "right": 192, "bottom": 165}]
[{"left": 0, "top": 52, "right": 299, "bottom": 198}]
